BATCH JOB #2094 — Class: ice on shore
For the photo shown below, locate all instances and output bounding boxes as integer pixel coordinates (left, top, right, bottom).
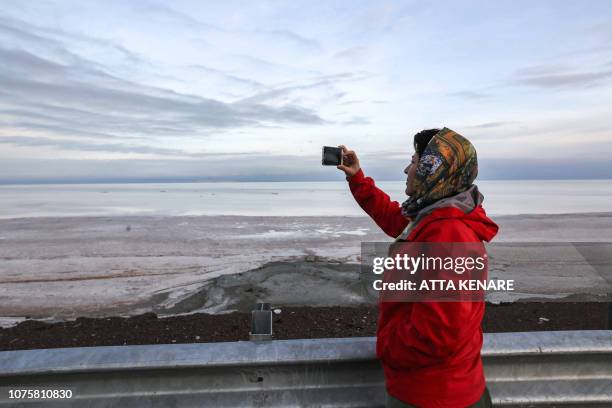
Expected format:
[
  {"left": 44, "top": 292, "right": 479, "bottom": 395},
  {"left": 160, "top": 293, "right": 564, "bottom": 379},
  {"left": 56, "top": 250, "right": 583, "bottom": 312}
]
[{"left": 1, "top": 213, "right": 611, "bottom": 326}]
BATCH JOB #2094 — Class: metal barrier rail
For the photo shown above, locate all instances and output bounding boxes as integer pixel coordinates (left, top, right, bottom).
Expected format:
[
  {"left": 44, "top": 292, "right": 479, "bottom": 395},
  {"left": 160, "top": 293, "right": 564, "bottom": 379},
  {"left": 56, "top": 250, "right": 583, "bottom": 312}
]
[{"left": 0, "top": 330, "right": 611, "bottom": 407}]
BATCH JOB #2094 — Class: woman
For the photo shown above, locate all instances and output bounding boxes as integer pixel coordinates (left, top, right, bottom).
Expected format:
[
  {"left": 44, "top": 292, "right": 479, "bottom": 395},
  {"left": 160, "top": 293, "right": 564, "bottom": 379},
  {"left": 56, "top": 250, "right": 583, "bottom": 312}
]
[{"left": 338, "top": 128, "right": 498, "bottom": 408}]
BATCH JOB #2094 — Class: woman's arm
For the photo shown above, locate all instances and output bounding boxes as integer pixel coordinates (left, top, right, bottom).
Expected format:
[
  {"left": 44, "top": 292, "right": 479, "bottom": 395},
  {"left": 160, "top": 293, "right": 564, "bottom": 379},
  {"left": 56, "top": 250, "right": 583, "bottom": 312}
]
[{"left": 347, "top": 168, "right": 410, "bottom": 238}]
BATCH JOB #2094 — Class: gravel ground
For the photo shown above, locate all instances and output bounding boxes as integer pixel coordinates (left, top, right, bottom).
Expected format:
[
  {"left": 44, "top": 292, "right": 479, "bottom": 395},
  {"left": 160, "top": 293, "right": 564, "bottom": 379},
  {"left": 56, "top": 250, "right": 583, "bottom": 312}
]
[{"left": 0, "top": 302, "right": 608, "bottom": 352}]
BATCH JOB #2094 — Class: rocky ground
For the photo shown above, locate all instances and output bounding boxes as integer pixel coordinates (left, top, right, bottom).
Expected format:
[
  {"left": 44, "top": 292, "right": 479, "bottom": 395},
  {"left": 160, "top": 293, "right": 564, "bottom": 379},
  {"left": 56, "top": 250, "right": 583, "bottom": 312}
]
[{"left": 1, "top": 302, "right": 608, "bottom": 351}]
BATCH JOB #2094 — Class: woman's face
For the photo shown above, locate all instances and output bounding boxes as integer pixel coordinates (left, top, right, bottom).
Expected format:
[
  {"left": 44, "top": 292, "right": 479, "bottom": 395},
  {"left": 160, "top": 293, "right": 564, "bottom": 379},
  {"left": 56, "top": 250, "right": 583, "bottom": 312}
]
[{"left": 404, "top": 153, "right": 419, "bottom": 196}]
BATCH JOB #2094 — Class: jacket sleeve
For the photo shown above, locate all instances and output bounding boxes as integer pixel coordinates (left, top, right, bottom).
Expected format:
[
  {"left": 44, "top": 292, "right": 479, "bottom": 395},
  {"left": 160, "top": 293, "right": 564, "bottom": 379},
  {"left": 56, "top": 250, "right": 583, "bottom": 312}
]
[
  {"left": 377, "top": 220, "right": 481, "bottom": 369},
  {"left": 347, "top": 168, "right": 410, "bottom": 238}
]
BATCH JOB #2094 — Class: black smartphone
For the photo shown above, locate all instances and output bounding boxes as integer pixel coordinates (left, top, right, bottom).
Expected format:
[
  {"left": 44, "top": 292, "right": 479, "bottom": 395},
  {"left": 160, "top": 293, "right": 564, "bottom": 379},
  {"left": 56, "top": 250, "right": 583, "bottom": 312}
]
[{"left": 322, "top": 146, "right": 342, "bottom": 166}]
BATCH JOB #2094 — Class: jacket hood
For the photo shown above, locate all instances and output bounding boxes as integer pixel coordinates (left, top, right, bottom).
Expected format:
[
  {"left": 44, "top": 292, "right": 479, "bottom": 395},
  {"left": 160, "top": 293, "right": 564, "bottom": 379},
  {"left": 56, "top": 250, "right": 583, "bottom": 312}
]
[
  {"left": 404, "top": 205, "right": 499, "bottom": 242},
  {"left": 457, "top": 206, "right": 499, "bottom": 242},
  {"left": 397, "top": 184, "right": 499, "bottom": 242}
]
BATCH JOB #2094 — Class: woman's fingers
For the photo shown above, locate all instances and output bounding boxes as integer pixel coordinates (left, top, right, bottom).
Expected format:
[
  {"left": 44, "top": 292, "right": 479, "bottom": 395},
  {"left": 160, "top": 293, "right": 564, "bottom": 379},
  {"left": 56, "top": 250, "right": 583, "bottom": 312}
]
[
  {"left": 336, "top": 146, "right": 360, "bottom": 176},
  {"left": 337, "top": 145, "right": 359, "bottom": 172},
  {"left": 339, "top": 146, "right": 357, "bottom": 162},
  {"left": 339, "top": 145, "right": 356, "bottom": 156}
]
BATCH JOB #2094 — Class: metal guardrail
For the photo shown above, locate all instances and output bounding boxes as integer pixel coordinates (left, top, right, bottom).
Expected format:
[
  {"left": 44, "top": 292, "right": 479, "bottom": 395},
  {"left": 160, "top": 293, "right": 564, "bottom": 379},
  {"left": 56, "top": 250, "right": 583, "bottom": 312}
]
[{"left": 0, "top": 330, "right": 611, "bottom": 407}]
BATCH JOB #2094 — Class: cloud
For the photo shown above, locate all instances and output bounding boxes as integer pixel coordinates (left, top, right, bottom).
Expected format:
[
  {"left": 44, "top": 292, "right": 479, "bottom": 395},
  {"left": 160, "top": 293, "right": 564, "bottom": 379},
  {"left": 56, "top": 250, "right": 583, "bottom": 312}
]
[
  {"left": 0, "top": 15, "right": 143, "bottom": 68},
  {"left": 188, "top": 64, "right": 265, "bottom": 89},
  {"left": 0, "top": 154, "right": 338, "bottom": 183},
  {"left": 131, "top": 2, "right": 214, "bottom": 30},
  {"left": 1, "top": 2, "right": 611, "bottom": 182},
  {"left": 447, "top": 90, "right": 491, "bottom": 100},
  {"left": 132, "top": 3, "right": 321, "bottom": 51},
  {"left": 514, "top": 64, "right": 612, "bottom": 89},
  {"left": 0, "top": 52, "right": 323, "bottom": 126},
  {"left": 332, "top": 46, "right": 370, "bottom": 61},
  {"left": 257, "top": 29, "right": 321, "bottom": 50},
  {"left": 235, "top": 72, "right": 371, "bottom": 105},
  {"left": 342, "top": 116, "right": 370, "bottom": 125},
  {"left": 0, "top": 15, "right": 327, "bottom": 157},
  {"left": 0, "top": 135, "right": 205, "bottom": 157},
  {"left": 464, "top": 121, "right": 516, "bottom": 129},
  {"left": 2, "top": 154, "right": 610, "bottom": 184}
]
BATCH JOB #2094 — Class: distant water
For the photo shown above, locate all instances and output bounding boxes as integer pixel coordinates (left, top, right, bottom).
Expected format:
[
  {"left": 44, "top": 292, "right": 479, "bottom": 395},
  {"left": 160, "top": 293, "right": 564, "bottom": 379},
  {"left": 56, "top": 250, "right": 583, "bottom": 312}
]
[{"left": 0, "top": 180, "right": 611, "bottom": 219}]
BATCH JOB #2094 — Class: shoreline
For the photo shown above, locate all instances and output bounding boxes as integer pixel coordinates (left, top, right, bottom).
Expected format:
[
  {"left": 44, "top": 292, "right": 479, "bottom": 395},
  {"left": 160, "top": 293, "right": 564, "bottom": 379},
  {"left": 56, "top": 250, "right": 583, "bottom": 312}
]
[
  {"left": 1, "top": 212, "right": 611, "bottom": 326},
  {"left": 1, "top": 211, "right": 612, "bottom": 221}
]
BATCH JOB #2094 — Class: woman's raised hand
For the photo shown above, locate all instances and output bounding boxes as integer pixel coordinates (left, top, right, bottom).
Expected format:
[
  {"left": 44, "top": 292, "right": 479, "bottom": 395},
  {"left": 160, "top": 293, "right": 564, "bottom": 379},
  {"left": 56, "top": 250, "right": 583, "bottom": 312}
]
[{"left": 337, "top": 145, "right": 361, "bottom": 178}]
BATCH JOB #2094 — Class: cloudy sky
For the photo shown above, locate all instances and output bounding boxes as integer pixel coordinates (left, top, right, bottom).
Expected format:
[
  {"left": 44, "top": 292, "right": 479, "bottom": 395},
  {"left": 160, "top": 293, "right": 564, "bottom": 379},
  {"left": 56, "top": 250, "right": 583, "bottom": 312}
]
[{"left": 1, "top": 0, "right": 611, "bottom": 183}]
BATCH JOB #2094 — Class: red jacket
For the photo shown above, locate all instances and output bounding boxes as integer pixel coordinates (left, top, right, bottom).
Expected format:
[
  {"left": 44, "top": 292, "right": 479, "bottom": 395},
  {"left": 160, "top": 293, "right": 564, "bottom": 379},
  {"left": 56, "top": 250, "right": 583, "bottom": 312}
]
[{"left": 348, "top": 169, "right": 498, "bottom": 408}]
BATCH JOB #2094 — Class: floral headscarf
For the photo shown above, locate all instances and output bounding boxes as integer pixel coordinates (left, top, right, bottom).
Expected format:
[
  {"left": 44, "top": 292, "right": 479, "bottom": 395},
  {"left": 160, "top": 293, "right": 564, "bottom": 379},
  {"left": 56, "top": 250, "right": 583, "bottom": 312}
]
[{"left": 400, "top": 127, "right": 478, "bottom": 218}]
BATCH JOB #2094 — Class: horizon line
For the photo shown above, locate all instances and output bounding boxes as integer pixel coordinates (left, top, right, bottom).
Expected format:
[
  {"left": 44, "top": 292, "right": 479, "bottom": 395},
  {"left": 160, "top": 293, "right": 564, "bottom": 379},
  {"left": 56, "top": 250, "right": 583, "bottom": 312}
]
[{"left": 2, "top": 177, "right": 612, "bottom": 186}]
